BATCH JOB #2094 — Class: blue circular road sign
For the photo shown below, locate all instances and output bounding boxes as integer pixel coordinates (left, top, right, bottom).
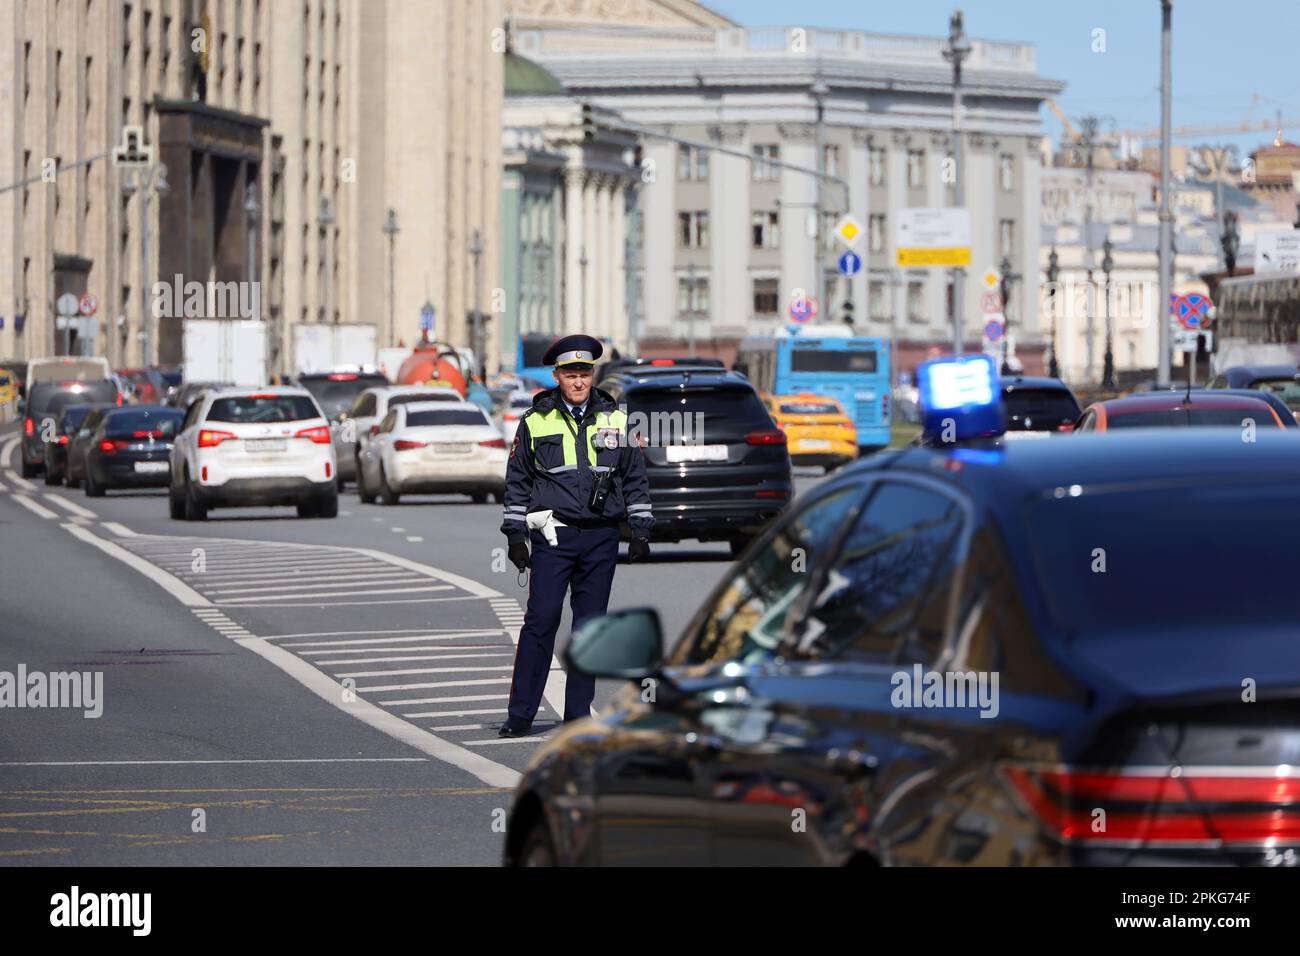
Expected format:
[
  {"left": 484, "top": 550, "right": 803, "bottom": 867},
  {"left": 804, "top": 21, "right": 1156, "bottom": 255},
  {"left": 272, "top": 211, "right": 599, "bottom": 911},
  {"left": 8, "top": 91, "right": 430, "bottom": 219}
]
[{"left": 838, "top": 251, "right": 862, "bottom": 276}]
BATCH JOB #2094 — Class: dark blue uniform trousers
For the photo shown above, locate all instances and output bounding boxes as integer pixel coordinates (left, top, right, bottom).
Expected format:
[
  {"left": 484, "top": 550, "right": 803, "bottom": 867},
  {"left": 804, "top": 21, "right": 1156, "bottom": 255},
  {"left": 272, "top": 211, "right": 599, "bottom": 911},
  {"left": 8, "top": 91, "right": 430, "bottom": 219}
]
[{"left": 507, "top": 524, "right": 620, "bottom": 724}]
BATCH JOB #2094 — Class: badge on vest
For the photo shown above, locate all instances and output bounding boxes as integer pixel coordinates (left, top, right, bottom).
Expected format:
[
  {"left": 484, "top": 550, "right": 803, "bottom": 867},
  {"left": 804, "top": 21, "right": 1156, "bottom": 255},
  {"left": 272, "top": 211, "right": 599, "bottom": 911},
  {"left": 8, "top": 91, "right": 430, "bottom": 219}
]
[{"left": 592, "top": 427, "right": 621, "bottom": 451}]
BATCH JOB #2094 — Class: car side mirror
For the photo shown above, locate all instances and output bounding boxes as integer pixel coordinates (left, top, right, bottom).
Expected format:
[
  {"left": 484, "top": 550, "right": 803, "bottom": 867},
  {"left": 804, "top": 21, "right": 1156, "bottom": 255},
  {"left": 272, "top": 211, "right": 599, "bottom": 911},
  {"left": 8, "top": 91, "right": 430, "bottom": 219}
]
[{"left": 563, "top": 607, "right": 664, "bottom": 680}]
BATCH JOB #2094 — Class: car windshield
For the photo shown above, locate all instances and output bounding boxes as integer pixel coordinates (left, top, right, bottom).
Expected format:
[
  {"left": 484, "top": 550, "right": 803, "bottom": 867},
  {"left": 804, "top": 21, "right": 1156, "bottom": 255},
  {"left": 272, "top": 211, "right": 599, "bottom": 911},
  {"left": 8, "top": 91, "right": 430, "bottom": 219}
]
[
  {"left": 206, "top": 395, "right": 321, "bottom": 423},
  {"left": 1029, "top": 480, "right": 1300, "bottom": 640},
  {"left": 28, "top": 380, "right": 119, "bottom": 413},
  {"left": 1002, "top": 388, "right": 1080, "bottom": 430},
  {"left": 779, "top": 400, "right": 840, "bottom": 415},
  {"left": 104, "top": 408, "right": 184, "bottom": 438},
  {"left": 1107, "top": 406, "right": 1271, "bottom": 428},
  {"left": 299, "top": 375, "right": 387, "bottom": 419},
  {"left": 406, "top": 408, "right": 488, "bottom": 427},
  {"left": 389, "top": 392, "right": 460, "bottom": 407},
  {"left": 1251, "top": 377, "right": 1300, "bottom": 412}
]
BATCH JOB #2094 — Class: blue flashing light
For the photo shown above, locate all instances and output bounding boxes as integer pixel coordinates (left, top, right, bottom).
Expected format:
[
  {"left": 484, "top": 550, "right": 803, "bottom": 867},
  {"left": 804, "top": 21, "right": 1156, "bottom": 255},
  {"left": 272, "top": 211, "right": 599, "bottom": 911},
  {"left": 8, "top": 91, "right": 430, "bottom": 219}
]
[
  {"left": 917, "top": 354, "right": 1005, "bottom": 441},
  {"left": 951, "top": 447, "right": 1005, "bottom": 466}
]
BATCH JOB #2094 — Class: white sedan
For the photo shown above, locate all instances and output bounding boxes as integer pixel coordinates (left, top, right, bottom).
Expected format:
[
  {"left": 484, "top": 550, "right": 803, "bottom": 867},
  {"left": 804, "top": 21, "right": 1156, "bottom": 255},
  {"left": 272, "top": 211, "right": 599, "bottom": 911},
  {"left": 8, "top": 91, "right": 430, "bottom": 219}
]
[
  {"left": 356, "top": 401, "right": 507, "bottom": 505},
  {"left": 496, "top": 391, "right": 535, "bottom": 446}
]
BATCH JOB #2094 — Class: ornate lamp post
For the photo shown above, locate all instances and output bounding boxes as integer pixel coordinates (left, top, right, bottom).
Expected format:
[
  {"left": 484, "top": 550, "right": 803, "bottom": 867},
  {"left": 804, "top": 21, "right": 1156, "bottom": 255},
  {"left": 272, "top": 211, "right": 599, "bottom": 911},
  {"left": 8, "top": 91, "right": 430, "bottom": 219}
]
[
  {"left": 1101, "top": 235, "right": 1115, "bottom": 389},
  {"left": 381, "top": 209, "right": 399, "bottom": 348},
  {"left": 999, "top": 253, "right": 1017, "bottom": 375},
  {"left": 1046, "top": 246, "right": 1060, "bottom": 379}
]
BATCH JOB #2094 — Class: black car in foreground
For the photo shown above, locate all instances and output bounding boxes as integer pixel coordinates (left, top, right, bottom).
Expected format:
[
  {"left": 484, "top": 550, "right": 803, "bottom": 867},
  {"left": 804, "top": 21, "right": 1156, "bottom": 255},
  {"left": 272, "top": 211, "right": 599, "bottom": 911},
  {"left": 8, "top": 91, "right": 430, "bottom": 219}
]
[
  {"left": 600, "top": 367, "right": 792, "bottom": 554},
  {"left": 505, "top": 429, "right": 1300, "bottom": 866},
  {"left": 82, "top": 405, "right": 185, "bottom": 496}
]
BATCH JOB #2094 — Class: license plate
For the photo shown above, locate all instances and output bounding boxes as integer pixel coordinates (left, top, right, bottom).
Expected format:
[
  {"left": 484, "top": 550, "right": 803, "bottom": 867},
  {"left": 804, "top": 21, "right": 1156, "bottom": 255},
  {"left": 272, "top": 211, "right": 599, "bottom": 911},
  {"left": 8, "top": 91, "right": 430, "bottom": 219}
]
[
  {"left": 1002, "top": 430, "right": 1052, "bottom": 441},
  {"left": 666, "top": 444, "right": 728, "bottom": 463},
  {"left": 133, "top": 461, "right": 169, "bottom": 474},
  {"left": 800, "top": 439, "right": 831, "bottom": 450},
  {"left": 246, "top": 439, "right": 286, "bottom": 453},
  {"left": 434, "top": 443, "right": 473, "bottom": 454}
]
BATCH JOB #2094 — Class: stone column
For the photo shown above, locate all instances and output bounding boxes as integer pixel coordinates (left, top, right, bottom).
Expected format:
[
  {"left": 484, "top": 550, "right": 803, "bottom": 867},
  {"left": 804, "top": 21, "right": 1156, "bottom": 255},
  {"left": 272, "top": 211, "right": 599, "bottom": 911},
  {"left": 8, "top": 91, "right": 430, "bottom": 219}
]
[
  {"left": 710, "top": 123, "right": 749, "bottom": 336},
  {"left": 779, "top": 123, "right": 817, "bottom": 309},
  {"left": 640, "top": 140, "right": 676, "bottom": 341},
  {"left": 611, "top": 177, "right": 628, "bottom": 353},
  {"left": 564, "top": 166, "right": 586, "bottom": 333}
]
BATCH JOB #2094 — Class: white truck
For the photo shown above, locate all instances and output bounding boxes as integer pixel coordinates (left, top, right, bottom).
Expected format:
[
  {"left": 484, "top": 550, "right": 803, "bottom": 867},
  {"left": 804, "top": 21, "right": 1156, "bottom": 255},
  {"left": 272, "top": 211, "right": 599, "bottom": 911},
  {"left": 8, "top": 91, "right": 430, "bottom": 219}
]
[
  {"left": 293, "top": 323, "right": 377, "bottom": 375},
  {"left": 183, "top": 319, "right": 267, "bottom": 386}
]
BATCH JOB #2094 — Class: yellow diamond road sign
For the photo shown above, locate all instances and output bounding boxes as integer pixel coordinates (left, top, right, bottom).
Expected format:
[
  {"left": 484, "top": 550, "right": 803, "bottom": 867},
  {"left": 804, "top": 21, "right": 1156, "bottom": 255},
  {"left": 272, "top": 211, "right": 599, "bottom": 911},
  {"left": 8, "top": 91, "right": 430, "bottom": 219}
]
[
  {"left": 982, "top": 270, "right": 1001, "bottom": 289},
  {"left": 835, "top": 216, "right": 863, "bottom": 248}
]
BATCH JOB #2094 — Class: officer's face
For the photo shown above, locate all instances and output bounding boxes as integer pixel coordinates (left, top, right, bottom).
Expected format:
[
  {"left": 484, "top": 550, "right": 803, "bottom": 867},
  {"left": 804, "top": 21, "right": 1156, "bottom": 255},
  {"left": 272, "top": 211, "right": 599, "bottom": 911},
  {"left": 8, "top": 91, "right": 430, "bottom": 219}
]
[{"left": 554, "top": 366, "right": 593, "bottom": 406}]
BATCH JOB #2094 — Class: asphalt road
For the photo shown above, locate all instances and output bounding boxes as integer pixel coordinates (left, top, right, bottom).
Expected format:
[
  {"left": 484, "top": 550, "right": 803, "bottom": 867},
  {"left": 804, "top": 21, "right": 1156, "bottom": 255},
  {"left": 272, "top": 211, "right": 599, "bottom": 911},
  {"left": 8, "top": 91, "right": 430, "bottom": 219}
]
[{"left": 0, "top": 423, "right": 825, "bottom": 865}]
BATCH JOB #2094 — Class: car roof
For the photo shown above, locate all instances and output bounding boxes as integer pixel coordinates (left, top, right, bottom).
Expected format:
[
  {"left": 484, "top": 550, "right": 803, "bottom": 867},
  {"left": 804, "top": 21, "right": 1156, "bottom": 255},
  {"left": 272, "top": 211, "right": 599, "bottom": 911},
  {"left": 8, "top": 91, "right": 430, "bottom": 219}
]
[
  {"left": 209, "top": 385, "right": 314, "bottom": 399},
  {"left": 397, "top": 401, "right": 485, "bottom": 415},
  {"left": 1000, "top": 376, "right": 1074, "bottom": 392},
  {"left": 1094, "top": 392, "right": 1275, "bottom": 414},
  {"left": 297, "top": 370, "right": 388, "bottom": 380},
  {"left": 1225, "top": 364, "right": 1299, "bottom": 381},
  {"left": 609, "top": 369, "right": 751, "bottom": 389}
]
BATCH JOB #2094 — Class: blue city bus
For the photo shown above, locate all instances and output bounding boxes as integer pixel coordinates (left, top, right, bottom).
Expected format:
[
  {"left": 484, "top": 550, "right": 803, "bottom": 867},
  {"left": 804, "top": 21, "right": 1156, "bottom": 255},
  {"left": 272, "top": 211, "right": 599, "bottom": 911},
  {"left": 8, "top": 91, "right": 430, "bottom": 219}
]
[
  {"left": 736, "top": 326, "right": 892, "bottom": 451},
  {"left": 516, "top": 333, "right": 556, "bottom": 387}
]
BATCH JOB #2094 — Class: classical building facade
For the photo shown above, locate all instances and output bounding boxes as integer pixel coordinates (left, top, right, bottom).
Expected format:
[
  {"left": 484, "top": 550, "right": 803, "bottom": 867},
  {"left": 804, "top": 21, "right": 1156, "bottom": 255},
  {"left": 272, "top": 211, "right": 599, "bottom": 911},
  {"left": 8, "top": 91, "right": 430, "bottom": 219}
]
[
  {"left": 1, "top": 0, "right": 503, "bottom": 376},
  {"left": 507, "top": 2, "right": 1063, "bottom": 372},
  {"left": 500, "top": 51, "right": 640, "bottom": 369}
]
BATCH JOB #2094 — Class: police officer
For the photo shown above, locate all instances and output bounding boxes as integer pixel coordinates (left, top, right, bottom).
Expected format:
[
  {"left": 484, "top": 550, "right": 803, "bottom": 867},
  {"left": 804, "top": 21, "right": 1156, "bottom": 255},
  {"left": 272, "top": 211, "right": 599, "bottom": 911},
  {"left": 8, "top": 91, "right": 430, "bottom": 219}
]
[{"left": 498, "top": 334, "right": 653, "bottom": 737}]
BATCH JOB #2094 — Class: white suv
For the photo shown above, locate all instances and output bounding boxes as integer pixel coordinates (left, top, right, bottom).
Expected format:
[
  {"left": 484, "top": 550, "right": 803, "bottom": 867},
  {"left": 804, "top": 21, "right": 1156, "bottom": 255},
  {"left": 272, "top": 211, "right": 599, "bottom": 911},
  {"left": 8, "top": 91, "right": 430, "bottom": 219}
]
[{"left": 169, "top": 386, "right": 339, "bottom": 520}]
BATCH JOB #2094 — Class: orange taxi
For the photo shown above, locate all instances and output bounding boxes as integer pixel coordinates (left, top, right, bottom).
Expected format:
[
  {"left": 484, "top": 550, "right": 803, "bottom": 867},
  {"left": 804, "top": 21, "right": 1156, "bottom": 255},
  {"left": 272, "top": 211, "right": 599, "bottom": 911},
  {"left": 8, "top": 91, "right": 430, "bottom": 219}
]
[{"left": 764, "top": 393, "right": 858, "bottom": 471}]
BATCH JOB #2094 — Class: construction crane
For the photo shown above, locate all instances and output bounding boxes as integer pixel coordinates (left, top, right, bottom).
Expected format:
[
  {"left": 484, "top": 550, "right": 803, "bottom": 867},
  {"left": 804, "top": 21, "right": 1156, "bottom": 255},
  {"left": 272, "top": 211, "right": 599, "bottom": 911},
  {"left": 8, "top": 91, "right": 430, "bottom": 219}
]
[{"left": 1046, "top": 98, "right": 1080, "bottom": 142}]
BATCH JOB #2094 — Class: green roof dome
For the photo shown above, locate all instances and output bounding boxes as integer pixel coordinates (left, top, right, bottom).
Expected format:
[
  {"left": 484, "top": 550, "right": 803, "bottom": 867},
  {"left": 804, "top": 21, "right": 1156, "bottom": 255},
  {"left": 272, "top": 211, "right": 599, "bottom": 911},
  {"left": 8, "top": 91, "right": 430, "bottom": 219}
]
[{"left": 504, "top": 50, "right": 567, "bottom": 97}]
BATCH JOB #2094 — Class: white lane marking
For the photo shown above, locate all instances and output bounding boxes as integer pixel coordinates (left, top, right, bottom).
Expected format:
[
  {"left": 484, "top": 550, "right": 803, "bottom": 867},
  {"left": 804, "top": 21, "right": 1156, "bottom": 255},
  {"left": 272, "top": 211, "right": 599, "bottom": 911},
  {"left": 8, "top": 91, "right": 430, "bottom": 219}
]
[
  {"left": 0, "top": 757, "right": 434, "bottom": 767},
  {"left": 391, "top": 527, "right": 405, "bottom": 533},
  {"left": 282, "top": 630, "right": 504, "bottom": 647},
  {"left": 207, "top": 575, "right": 424, "bottom": 595},
  {"left": 191, "top": 568, "right": 424, "bottom": 588},
  {"left": 406, "top": 536, "right": 424, "bottom": 543},
  {"left": 381, "top": 693, "right": 503, "bottom": 706},
  {"left": 317, "top": 653, "right": 513, "bottom": 666},
  {"left": 9, "top": 476, "right": 37, "bottom": 492},
  {"left": 409, "top": 708, "right": 503, "bottom": 718},
  {"left": 464, "top": 736, "right": 551, "bottom": 746},
  {"left": 1, "top": 435, "right": 19, "bottom": 467},
  {"left": 211, "top": 594, "right": 484, "bottom": 609},
  {"left": 233, "top": 636, "right": 517, "bottom": 788},
  {"left": 490, "top": 599, "right": 577, "bottom": 721},
  {"left": 424, "top": 724, "right": 487, "bottom": 731},
  {"left": 340, "top": 665, "right": 514, "bottom": 679},
  {"left": 43, "top": 493, "right": 96, "bottom": 518},
  {"left": 62, "top": 523, "right": 211, "bottom": 606},
  {"left": 346, "top": 546, "right": 502, "bottom": 599},
  {"left": 101, "top": 521, "right": 138, "bottom": 537},
  {"left": 264, "top": 628, "right": 462, "bottom": 640},
  {"left": 361, "top": 677, "right": 512, "bottom": 694},
  {"left": 11, "top": 495, "right": 58, "bottom": 519},
  {"left": 219, "top": 583, "right": 452, "bottom": 603}
]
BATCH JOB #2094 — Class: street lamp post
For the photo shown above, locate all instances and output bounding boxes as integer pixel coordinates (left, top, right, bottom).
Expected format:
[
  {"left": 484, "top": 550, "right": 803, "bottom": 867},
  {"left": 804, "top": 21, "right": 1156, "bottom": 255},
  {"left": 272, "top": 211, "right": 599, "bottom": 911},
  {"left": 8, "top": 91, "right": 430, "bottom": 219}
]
[
  {"left": 942, "top": 10, "right": 972, "bottom": 357},
  {"left": 1221, "top": 210, "right": 1240, "bottom": 278},
  {"left": 122, "top": 163, "right": 170, "bottom": 366},
  {"left": 1101, "top": 235, "right": 1115, "bottom": 389},
  {"left": 244, "top": 183, "right": 263, "bottom": 377},
  {"left": 1046, "top": 246, "right": 1061, "bottom": 379},
  {"left": 686, "top": 260, "right": 697, "bottom": 357},
  {"left": 319, "top": 197, "right": 335, "bottom": 324},
  {"left": 382, "top": 209, "right": 399, "bottom": 349},
  {"left": 469, "top": 229, "right": 484, "bottom": 378},
  {"left": 999, "top": 253, "right": 1016, "bottom": 375}
]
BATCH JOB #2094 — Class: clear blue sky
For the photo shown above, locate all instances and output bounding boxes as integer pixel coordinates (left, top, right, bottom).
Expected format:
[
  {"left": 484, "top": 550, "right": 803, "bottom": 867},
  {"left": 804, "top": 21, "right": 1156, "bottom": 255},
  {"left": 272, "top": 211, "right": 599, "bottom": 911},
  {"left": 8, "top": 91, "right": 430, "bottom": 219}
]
[{"left": 705, "top": 0, "right": 1300, "bottom": 161}]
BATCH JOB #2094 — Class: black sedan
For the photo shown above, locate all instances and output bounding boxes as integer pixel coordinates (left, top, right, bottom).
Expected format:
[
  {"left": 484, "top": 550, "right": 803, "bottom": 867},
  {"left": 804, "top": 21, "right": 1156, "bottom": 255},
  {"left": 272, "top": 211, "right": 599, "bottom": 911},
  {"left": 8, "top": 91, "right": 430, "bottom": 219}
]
[
  {"left": 82, "top": 406, "right": 185, "bottom": 496},
  {"left": 505, "top": 430, "right": 1300, "bottom": 866},
  {"left": 43, "top": 403, "right": 112, "bottom": 485}
]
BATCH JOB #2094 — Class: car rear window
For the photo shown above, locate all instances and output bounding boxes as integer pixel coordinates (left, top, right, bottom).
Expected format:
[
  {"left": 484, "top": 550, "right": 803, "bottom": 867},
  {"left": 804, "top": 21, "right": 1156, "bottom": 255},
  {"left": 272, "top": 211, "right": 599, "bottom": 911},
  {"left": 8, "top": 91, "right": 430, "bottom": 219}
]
[
  {"left": 789, "top": 349, "right": 877, "bottom": 373},
  {"left": 626, "top": 385, "right": 772, "bottom": 441},
  {"left": 406, "top": 408, "right": 489, "bottom": 427},
  {"left": 1029, "top": 481, "right": 1300, "bottom": 640},
  {"left": 1108, "top": 407, "right": 1272, "bottom": 428},
  {"left": 510, "top": 396, "right": 533, "bottom": 409},
  {"left": 206, "top": 395, "right": 321, "bottom": 423},
  {"left": 779, "top": 400, "right": 840, "bottom": 415},
  {"left": 103, "top": 408, "right": 185, "bottom": 437},
  {"left": 28, "top": 380, "right": 119, "bottom": 414},
  {"left": 57, "top": 406, "right": 99, "bottom": 432},
  {"left": 389, "top": 392, "right": 461, "bottom": 407},
  {"left": 299, "top": 375, "right": 388, "bottom": 419},
  {"left": 1002, "top": 388, "right": 1081, "bottom": 431}
]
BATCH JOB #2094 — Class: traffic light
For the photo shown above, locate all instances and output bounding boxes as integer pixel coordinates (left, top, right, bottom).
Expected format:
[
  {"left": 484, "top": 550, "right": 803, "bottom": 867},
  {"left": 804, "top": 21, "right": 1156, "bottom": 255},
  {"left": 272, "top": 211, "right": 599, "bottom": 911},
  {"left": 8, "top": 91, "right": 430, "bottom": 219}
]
[
  {"left": 842, "top": 299, "right": 855, "bottom": 328},
  {"left": 581, "top": 103, "right": 597, "bottom": 142}
]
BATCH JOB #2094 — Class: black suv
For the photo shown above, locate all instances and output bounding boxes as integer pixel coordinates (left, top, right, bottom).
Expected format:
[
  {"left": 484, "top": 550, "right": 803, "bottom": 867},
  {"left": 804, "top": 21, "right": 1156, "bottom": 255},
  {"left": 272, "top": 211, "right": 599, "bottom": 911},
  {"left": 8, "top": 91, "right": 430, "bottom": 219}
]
[
  {"left": 595, "top": 356, "right": 724, "bottom": 385},
  {"left": 294, "top": 370, "right": 389, "bottom": 422},
  {"left": 600, "top": 367, "right": 792, "bottom": 554},
  {"left": 1000, "top": 376, "right": 1081, "bottom": 435},
  {"left": 21, "top": 379, "right": 121, "bottom": 477}
]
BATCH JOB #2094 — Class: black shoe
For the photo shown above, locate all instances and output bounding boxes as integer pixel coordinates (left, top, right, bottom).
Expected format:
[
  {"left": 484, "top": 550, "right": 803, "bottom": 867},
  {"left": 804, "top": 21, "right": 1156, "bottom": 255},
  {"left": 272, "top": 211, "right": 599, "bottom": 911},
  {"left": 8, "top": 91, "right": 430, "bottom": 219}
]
[{"left": 498, "top": 719, "right": 533, "bottom": 738}]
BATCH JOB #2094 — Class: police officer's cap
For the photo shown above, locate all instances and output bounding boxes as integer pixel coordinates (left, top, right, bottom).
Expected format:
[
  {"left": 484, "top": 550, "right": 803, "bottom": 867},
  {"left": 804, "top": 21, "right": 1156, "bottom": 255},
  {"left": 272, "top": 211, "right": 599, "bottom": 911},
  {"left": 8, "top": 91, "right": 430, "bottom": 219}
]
[{"left": 545, "top": 334, "right": 603, "bottom": 369}]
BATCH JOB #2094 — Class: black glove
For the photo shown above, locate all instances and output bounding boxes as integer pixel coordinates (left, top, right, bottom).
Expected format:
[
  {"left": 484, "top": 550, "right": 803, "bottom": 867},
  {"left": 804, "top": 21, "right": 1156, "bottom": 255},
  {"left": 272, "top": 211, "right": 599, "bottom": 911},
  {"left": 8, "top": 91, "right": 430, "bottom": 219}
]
[
  {"left": 508, "top": 541, "right": 531, "bottom": 571},
  {"left": 628, "top": 537, "right": 650, "bottom": 563}
]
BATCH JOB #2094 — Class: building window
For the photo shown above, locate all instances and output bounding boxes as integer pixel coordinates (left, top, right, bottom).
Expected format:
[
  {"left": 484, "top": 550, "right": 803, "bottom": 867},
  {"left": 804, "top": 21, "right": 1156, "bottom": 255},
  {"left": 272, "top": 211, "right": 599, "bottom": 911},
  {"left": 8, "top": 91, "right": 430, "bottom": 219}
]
[
  {"left": 907, "top": 149, "right": 925, "bottom": 188},
  {"left": 869, "top": 214, "right": 886, "bottom": 253},
  {"left": 753, "top": 278, "right": 780, "bottom": 315},
  {"left": 999, "top": 219, "right": 1016, "bottom": 257},
  {"left": 752, "top": 144, "right": 780, "bottom": 181},
  {"left": 869, "top": 279, "right": 887, "bottom": 320},
  {"left": 869, "top": 146, "right": 886, "bottom": 186},
  {"left": 821, "top": 144, "right": 840, "bottom": 178},
  {"left": 751, "top": 211, "right": 779, "bottom": 249},
  {"left": 677, "top": 211, "right": 709, "bottom": 249},
  {"left": 908, "top": 279, "right": 925, "bottom": 322},
  {"left": 677, "top": 146, "right": 708, "bottom": 181},
  {"left": 999, "top": 153, "right": 1014, "bottom": 192},
  {"left": 677, "top": 276, "right": 710, "bottom": 315}
]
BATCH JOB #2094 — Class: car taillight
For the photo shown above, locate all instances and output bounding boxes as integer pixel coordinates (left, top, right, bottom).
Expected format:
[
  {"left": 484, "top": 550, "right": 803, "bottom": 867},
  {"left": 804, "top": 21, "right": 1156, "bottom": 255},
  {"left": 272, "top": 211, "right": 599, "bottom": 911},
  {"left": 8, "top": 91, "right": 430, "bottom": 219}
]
[
  {"left": 24, "top": 417, "right": 34, "bottom": 436},
  {"left": 756, "top": 489, "right": 791, "bottom": 498},
  {"left": 1001, "top": 763, "right": 1300, "bottom": 844},
  {"left": 504, "top": 413, "right": 519, "bottom": 421},
  {"left": 327, "top": 373, "right": 358, "bottom": 381},
  {"left": 132, "top": 430, "right": 164, "bottom": 438},
  {"left": 1057, "top": 423, "right": 1075, "bottom": 433},
  {"left": 198, "top": 429, "right": 237, "bottom": 448},
  {"left": 57, "top": 435, "right": 69, "bottom": 445},
  {"left": 294, "top": 425, "right": 331, "bottom": 444},
  {"left": 393, "top": 439, "right": 426, "bottom": 451},
  {"left": 479, "top": 438, "right": 507, "bottom": 448},
  {"left": 99, "top": 439, "right": 127, "bottom": 453},
  {"left": 247, "top": 393, "right": 278, "bottom": 399},
  {"left": 745, "top": 429, "right": 787, "bottom": 445},
  {"left": 775, "top": 421, "right": 787, "bottom": 430},
  {"left": 116, "top": 391, "right": 123, "bottom": 406}
]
